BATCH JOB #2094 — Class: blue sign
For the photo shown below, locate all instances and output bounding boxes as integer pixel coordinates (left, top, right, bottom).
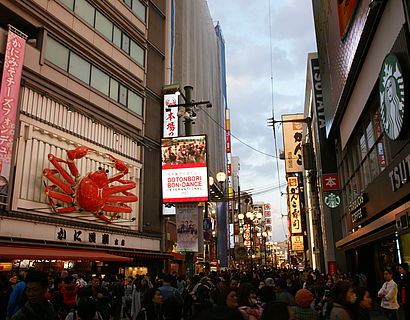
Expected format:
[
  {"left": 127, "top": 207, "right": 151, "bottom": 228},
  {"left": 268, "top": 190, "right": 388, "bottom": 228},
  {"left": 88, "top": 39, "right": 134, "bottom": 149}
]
[
  {"left": 248, "top": 248, "right": 255, "bottom": 255},
  {"left": 203, "top": 218, "right": 212, "bottom": 231}
]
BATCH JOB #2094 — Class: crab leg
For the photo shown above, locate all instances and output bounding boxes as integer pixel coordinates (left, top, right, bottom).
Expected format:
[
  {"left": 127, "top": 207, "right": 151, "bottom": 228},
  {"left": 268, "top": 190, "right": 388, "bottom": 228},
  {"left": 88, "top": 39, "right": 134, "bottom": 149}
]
[
  {"left": 94, "top": 211, "right": 115, "bottom": 222},
  {"left": 102, "top": 204, "right": 132, "bottom": 213},
  {"left": 45, "top": 185, "right": 77, "bottom": 213},
  {"left": 47, "top": 155, "right": 75, "bottom": 185},
  {"left": 107, "top": 191, "right": 138, "bottom": 203},
  {"left": 105, "top": 154, "right": 129, "bottom": 183},
  {"left": 67, "top": 146, "right": 96, "bottom": 178},
  {"left": 43, "top": 169, "right": 74, "bottom": 194}
]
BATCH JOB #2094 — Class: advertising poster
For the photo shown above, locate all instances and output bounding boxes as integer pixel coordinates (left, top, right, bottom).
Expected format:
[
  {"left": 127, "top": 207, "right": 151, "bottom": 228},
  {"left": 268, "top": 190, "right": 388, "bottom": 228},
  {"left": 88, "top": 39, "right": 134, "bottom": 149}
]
[
  {"left": 0, "top": 26, "right": 27, "bottom": 197},
  {"left": 162, "top": 135, "right": 208, "bottom": 202},
  {"left": 282, "top": 114, "right": 304, "bottom": 173},
  {"left": 176, "top": 203, "right": 199, "bottom": 252}
]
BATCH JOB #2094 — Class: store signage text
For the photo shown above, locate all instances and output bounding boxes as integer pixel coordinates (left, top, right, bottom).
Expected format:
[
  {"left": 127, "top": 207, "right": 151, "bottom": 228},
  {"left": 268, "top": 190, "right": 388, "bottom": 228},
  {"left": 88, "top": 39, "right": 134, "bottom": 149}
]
[
  {"left": 56, "top": 228, "right": 126, "bottom": 246},
  {"left": 389, "top": 153, "right": 410, "bottom": 192},
  {"left": 348, "top": 193, "right": 367, "bottom": 223},
  {"left": 311, "top": 58, "right": 325, "bottom": 129},
  {"left": 163, "top": 93, "right": 179, "bottom": 138}
]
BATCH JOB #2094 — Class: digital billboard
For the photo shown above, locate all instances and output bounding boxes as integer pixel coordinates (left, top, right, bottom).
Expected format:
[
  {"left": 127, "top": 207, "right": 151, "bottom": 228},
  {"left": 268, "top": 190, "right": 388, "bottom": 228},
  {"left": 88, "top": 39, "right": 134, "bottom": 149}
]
[{"left": 162, "top": 135, "right": 208, "bottom": 203}]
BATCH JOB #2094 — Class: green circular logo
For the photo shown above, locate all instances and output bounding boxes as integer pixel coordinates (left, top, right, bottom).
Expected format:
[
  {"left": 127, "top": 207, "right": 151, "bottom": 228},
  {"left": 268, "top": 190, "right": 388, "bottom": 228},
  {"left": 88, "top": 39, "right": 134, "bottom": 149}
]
[
  {"left": 379, "top": 54, "right": 405, "bottom": 140},
  {"left": 324, "top": 192, "right": 341, "bottom": 208}
]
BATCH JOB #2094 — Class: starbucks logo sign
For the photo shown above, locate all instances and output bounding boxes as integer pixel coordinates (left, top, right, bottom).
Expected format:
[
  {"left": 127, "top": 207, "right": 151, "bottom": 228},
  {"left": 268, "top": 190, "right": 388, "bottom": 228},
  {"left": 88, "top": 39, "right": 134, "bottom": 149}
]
[{"left": 379, "top": 54, "right": 405, "bottom": 140}]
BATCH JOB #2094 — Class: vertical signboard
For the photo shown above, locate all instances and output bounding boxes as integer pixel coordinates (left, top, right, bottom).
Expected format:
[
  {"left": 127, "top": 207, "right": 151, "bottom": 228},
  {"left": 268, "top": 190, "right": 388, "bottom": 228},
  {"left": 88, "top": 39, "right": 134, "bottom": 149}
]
[
  {"left": 161, "top": 135, "right": 208, "bottom": 202},
  {"left": 163, "top": 93, "right": 179, "bottom": 138},
  {"left": 176, "top": 203, "right": 199, "bottom": 252},
  {"left": 288, "top": 176, "right": 302, "bottom": 234},
  {"left": 336, "top": 0, "right": 359, "bottom": 38},
  {"left": 0, "top": 26, "right": 27, "bottom": 198},
  {"left": 291, "top": 235, "right": 304, "bottom": 251},
  {"left": 282, "top": 114, "right": 304, "bottom": 173}
]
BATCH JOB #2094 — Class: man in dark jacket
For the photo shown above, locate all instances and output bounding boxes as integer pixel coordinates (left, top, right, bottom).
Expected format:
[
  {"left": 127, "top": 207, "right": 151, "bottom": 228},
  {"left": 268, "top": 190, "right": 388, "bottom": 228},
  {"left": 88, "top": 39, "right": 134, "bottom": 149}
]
[
  {"left": 11, "top": 270, "right": 57, "bottom": 320},
  {"left": 398, "top": 262, "right": 410, "bottom": 320},
  {"left": 90, "top": 276, "right": 111, "bottom": 320}
]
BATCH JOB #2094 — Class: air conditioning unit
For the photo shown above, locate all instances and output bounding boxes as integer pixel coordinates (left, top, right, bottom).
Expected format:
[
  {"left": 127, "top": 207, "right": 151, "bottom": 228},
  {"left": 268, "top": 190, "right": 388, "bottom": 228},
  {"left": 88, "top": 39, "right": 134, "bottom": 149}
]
[{"left": 396, "top": 211, "right": 409, "bottom": 231}]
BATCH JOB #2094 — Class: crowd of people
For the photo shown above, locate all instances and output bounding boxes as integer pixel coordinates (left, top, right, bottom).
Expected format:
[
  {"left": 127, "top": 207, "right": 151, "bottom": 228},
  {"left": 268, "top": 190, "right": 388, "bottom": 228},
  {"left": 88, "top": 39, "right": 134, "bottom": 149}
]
[
  {"left": 0, "top": 263, "right": 409, "bottom": 320},
  {"left": 162, "top": 142, "right": 206, "bottom": 165}
]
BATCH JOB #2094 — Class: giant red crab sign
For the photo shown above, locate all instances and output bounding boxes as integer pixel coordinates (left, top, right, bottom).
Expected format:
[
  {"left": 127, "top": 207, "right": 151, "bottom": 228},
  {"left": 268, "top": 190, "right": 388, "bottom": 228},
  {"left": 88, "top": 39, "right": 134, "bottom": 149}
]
[{"left": 43, "top": 146, "right": 138, "bottom": 222}]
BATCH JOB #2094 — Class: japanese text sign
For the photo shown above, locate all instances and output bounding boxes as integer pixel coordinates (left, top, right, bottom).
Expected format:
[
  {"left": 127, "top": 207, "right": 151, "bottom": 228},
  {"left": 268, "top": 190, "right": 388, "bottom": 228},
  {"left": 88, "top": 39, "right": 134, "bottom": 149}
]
[
  {"left": 291, "top": 235, "right": 304, "bottom": 251},
  {"left": 282, "top": 114, "right": 304, "bottom": 173},
  {"left": 163, "top": 93, "right": 179, "bottom": 138},
  {"left": 322, "top": 173, "right": 340, "bottom": 190},
  {"left": 0, "top": 27, "right": 26, "bottom": 195},
  {"left": 288, "top": 176, "right": 302, "bottom": 234}
]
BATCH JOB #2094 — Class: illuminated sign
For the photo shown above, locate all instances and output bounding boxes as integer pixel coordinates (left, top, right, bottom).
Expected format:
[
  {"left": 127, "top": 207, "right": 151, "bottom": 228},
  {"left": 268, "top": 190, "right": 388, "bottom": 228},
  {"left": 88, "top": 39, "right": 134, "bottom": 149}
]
[
  {"left": 163, "top": 93, "right": 179, "bottom": 138},
  {"left": 282, "top": 114, "right": 304, "bottom": 173},
  {"left": 288, "top": 176, "right": 302, "bottom": 234},
  {"left": 291, "top": 235, "right": 304, "bottom": 251},
  {"left": 161, "top": 135, "right": 208, "bottom": 203}
]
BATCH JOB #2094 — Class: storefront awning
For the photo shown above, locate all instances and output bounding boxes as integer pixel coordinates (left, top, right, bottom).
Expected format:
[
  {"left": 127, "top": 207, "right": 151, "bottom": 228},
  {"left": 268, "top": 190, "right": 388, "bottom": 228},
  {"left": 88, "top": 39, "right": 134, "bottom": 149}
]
[{"left": 0, "top": 246, "right": 133, "bottom": 262}]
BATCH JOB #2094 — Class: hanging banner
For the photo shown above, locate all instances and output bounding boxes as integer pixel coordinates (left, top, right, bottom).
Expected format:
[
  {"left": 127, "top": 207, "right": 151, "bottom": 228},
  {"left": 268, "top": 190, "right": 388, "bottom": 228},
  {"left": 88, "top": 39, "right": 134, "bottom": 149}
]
[
  {"left": 0, "top": 26, "right": 27, "bottom": 197},
  {"left": 288, "top": 176, "right": 302, "bottom": 234},
  {"left": 161, "top": 135, "right": 208, "bottom": 202},
  {"left": 176, "top": 203, "right": 199, "bottom": 252},
  {"left": 282, "top": 114, "right": 304, "bottom": 173},
  {"left": 163, "top": 93, "right": 179, "bottom": 138}
]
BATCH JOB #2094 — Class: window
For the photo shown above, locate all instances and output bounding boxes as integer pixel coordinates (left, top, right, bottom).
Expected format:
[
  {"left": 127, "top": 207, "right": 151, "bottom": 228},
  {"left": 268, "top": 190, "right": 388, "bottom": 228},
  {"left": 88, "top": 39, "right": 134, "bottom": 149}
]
[
  {"left": 69, "top": 52, "right": 91, "bottom": 84},
  {"left": 113, "top": 26, "right": 122, "bottom": 48},
  {"left": 131, "top": 0, "right": 146, "bottom": 21},
  {"left": 59, "top": 0, "right": 74, "bottom": 10},
  {"left": 119, "top": 85, "right": 128, "bottom": 106},
  {"left": 90, "top": 66, "right": 109, "bottom": 95},
  {"left": 130, "top": 41, "right": 144, "bottom": 66},
  {"left": 110, "top": 78, "right": 119, "bottom": 101},
  {"left": 127, "top": 91, "right": 143, "bottom": 115},
  {"left": 44, "top": 38, "right": 69, "bottom": 71},
  {"left": 45, "top": 36, "right": 143, "bottom": 116},
  {"left": 122, "top": 34, "right": 130, "bottom": 54},
  {"left": 95, "top": 11, "right": 113, "bottom": 40},
  {"left": 74, "top": 0, "right": 95, "bottom": 26}
]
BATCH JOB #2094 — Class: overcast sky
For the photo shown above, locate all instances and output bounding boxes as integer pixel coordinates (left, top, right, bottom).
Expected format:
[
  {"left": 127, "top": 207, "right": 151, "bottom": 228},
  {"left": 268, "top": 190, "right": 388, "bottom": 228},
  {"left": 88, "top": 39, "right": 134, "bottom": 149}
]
[{"left": 206, "top": 0, "right": 317, "bottom": 241}]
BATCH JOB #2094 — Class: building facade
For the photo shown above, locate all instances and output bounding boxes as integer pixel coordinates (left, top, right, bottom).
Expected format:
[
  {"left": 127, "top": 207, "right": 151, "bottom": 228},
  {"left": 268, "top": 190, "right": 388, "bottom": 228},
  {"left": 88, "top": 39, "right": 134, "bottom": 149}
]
[
  {"left": 0, "top": 0, "right": 168, "bottom": 274},
  {"left": 312, "top": 0, "right": 410, "bottom": 289}
]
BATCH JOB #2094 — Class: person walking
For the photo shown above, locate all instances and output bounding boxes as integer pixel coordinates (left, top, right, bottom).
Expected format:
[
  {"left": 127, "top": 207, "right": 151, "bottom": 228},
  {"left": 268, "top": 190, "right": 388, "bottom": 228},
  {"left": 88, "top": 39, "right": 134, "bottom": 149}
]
[
  {"left": 123, "top": 276, "right": 134, "bottom": 320},
  {"left": 89, "top": 277, "right": 111, "bottom": 320},
  {"left": 329, "top": 281, "right": 356, "bottom": 320},
  {"left": 10, "top": 270, "right": 58, "bottom": 320},
  {"left": 353, "top": 287, "right": 371, "bottom": 320},
  {"left": 6, "top": 271, "right": 27, "bottom": 319},
  {"left": 290, "top": 289, "right": 319, "bottom": 320},
  {"left": 398, "top": 262, "right": 410, "bottom": 320},
  {"left": 237, "top": 283, "right": 263, "bottom": 320},
  {"left": 378, "top": 269, "right": 399, "bottom": 320},
  {"left": 64, "top": 287, "right": 103, "bottom": 320},
  {"left": 131, "top": 275, "right": 153, "bottom": 320},
  {"left": 136, "top": 288, "right": 162, "bottom": 320}
]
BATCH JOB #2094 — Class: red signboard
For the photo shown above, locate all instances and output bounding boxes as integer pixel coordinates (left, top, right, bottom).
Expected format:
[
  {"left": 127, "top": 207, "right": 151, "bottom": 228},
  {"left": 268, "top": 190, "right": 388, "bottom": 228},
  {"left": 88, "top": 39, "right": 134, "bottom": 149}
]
[
  {"left": 337, "top": 0, "right": 359, "bottom": 37},
  {"left": 328, "top": 261, "right": 337, "bottom": 276},
  {"left": 0, "top": 27, "right": 26, "bottom": 196},
  {"left": 322, "top": 174, "right": 340, "bottom": 191},
  {"left": 227, "top": 163, "right": 232, "bottom": 176},
  {"left": 226, "top": 131, "right": 231, "bottom": 153}
]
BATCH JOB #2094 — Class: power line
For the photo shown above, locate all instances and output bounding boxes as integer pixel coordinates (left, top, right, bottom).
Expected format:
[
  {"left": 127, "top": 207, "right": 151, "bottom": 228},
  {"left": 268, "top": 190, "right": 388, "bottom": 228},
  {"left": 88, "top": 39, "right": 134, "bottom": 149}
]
[{"left": 200, "top": 108, "right": 279, "bottom": 159}]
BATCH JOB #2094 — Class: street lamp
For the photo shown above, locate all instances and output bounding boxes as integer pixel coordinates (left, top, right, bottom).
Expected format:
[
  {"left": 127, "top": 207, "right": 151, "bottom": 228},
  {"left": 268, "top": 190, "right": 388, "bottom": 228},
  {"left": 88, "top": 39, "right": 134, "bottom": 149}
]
[{"left": 216, "top": 171, "right": 227, "bottom": 184}]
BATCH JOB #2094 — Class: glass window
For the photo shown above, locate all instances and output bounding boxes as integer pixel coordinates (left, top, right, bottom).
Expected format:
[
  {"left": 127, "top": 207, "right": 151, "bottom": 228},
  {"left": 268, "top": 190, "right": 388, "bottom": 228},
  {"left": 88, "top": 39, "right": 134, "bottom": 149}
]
[
  {"left": 127, "top": 91, "right": 143, "bottom": 115},
  {"left": 132, "top": 0, "right": 146, "bottom": 21},
  {"left": 74, "top": 0, "right": 95, "bottom": 26},
  {"left": 369, "top": 148, "right": 379, "bottom": 180},
  {"left": 59, "top": 0, "right": 74, "bottom": 10},
  {"left": 362, "top": 157, "right": 371, "bottom": 188},
  {"left": 110, "top": 78, "right": 119, "bottom": 101},
  {"left": 122, "top": 34, "right": 130, "bottom": 54},
  {"left": 95, "top": 11, "right": 113, "bottom": 40},
  {"left": 366, "top": 122, "right": 375, "bottom": 149},
  {"left": 359, "top": 134, "right": 367, "bottom": 160},
  {"left": 119, "top": 85, "right": 127, "bottom": 106},
  {"left": 113, "top": 26, "right": 122, "bottom": 48},
  {"left": 68, "top": 52, "right": 91, "bottom": 84},
  {"left": 123, "top": 0, "right": 132, "bottom": 7},
  {"left": 374, "top": 110, "right": 382, "bottom": 139},
  {"left": 130, "top": 41, "right": 145, "bottom": 66},
  {"left": 45, "top": 38, "right": 69, "bottom": 71},
  {"left": 377, "top": 142, "right": 386, "bottom": 171},
  {"left": 90, "top": 66, "right": 109, "bottom": 95}
]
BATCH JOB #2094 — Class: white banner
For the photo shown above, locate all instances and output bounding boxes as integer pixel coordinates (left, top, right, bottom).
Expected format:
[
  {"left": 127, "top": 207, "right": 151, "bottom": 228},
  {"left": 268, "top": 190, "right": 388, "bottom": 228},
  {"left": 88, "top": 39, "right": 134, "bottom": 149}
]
[
  {"left": 282, "top": 114, "right": 304, "bottom": 173},
  {"left": 176, "top": 204, "right": 199, "bottom": 252},
  {"left": 163, "top": 94, "right": 179, "bottom": 138}
]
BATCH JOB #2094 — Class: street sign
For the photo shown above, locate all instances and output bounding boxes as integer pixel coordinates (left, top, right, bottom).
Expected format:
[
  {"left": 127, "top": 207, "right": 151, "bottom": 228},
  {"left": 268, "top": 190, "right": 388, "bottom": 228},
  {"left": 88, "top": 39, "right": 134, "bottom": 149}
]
[
  {"left": 203, "top": 218, "right": 212, "bottom": 231},
  {"left": 248, "top": 248, "right": 255, "bottom": 255},
  {"left": 322, "top": 174, "right": 340, "bottom": 190}
]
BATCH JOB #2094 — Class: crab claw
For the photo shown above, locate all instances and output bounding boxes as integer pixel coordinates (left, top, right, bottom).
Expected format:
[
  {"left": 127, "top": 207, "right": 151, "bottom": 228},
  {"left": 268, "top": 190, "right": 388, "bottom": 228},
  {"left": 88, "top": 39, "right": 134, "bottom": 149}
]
[
  {"left": 67, "top": 146, "right": 96, "bottom": 161},
  {"left": 106, "top": 154, "right": 129, "bottom": 175}
]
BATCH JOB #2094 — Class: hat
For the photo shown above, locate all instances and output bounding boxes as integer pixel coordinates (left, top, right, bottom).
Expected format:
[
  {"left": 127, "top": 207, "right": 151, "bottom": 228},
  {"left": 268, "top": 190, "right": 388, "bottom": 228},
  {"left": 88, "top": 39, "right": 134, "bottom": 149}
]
[
  {"left": 295, "top": 289, "right": 314, "bottom": 307},
  {"left": 265, "top": 278, "right": 274, "bottom": 287}
]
